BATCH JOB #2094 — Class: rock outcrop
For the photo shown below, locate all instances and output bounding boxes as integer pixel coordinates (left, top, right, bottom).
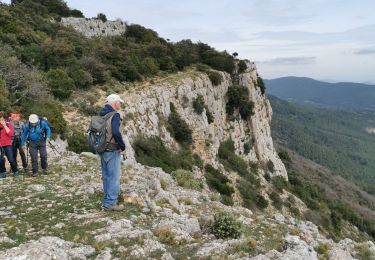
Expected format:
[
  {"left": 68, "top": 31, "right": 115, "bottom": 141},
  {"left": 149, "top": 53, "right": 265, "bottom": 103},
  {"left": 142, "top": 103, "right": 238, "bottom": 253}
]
[
  {"left": 61, "top": 17, "right": 126, "bottom": 38},
  {"left": 119, "top": 62, "right": 287, "bottom": 179}
]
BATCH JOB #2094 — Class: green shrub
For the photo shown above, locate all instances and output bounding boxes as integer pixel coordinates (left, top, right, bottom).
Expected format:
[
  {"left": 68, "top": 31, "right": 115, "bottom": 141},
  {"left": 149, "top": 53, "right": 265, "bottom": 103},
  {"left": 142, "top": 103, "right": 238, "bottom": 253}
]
[
  {"left": 171, "top": 169, "right": 203, "bottom": 191},
  {"left": 97, "top": 13, "right": 107, "bottom": 22},
  {"left": 226, "top": 85, "right": 254, "bottom": 120},
  {"left": 204, "top": 164, "right": 234, "bottom": 196},
  {"left": 46, "top": 69, "right": 74, "bottom": 100},
  {"left": 238, "top": 60, "right": 247, "bottom": 73},
  {"left": 315, "top": 243, "right": 329, "bottom": 256},
  {"left": 167, "top": 103, "right": 193, "bottom": 145},
  {"left": 193, "top": 95, "right": 205, "bottom": 114},
  {"left": 221, "top": 195, "right": 234, "bottom": 206},
  {"left": 270, "top": 191, "right": 283, "bottom": 210},
  {"left": 255, "top": 194, "right": 269, "bottom": 209},
  {"left": 134, "top": 136, "right": 193, "bottom": 173},
  {"left": 207, "top": 70, "right": 223, "bottom": 86},
  {"left": 196, "top": 63, "right": 210, "bottom": 72},
  {"left": 243, "top": 142, "right": 251, "bottom": 155},
  {"left": 257, "top": 77, "right": 265, "bottom": 95},
  {"left": 218, "top": 140, "right": 251, "bottom": 178},
  {"left": 78, "top": 101, "right": 101, "bottom": 116},
  {"left": 278, "top": 149, "right": 291, "bottom": 168},
  {"left": 0, "top": 80, "right": 12, "bottom": 111},
  {"left": 267, "top": 160, "right": 275, "bottom": 173},
  {"left": 272, "top": 176, "right": 288, "bottom": 192},
  {"left": 205, "top": 107, "right": 214, "bottom": 124},
  {"left": 192, "top": 153, "right": 204, "bottom": 169},
  {"left": 67, "top": 129, "right": 89, "bottom": 154},
  {"left": 211, "top": 212, "right": 242, "bottom": 239},
  {"left": 22, "top": 98, "right": 67, "bottom": 135},
  {"left": 69, "top": 69, "right": 93, "bottom": 88}
]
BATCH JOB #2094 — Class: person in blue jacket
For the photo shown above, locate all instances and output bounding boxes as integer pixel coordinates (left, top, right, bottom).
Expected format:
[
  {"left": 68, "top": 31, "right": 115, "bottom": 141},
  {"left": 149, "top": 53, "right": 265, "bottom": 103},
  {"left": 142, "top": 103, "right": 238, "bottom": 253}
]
[{"left": 21, "top": 114, "right": 51, "bottom": 177}]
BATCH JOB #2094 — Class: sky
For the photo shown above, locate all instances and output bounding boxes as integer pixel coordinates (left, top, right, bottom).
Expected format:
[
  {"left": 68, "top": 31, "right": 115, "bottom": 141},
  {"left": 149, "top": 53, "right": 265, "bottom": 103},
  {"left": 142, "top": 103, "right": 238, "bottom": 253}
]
[{"left": 3, "top": 0, "right": 375, "bottom": 83}]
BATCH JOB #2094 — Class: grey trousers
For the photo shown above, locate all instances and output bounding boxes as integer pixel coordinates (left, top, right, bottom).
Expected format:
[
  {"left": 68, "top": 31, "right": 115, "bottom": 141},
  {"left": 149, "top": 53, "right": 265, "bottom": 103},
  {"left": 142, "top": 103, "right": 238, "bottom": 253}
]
[{"left": 29, "top": 140, "right": 48, "bottom": 173}]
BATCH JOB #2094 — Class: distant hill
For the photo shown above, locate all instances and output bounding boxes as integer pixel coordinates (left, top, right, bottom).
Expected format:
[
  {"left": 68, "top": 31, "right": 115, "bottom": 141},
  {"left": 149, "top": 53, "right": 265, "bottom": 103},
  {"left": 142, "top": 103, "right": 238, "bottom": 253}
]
[
  {"left": 269, "top": 95, "right": 375, "bottom": 194},
  {"left": 265, "top": 77, "right": 375, "bottom": 110}
]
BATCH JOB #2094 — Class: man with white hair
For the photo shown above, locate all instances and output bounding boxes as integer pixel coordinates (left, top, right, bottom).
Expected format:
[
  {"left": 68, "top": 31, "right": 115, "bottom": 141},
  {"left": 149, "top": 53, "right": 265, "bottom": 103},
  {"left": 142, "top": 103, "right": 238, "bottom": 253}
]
[
  {"left": 21, "top": 114, "right": 51, "bottom": 177},
  {"left": 99, "top": 94, "right": 126, "bottom": 211}
]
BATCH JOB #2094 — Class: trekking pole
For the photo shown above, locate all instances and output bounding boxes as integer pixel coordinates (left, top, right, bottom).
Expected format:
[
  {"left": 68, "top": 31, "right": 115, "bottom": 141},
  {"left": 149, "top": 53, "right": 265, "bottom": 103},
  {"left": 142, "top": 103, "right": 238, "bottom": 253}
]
[{"left": 48, "top": 140, "right": 62, "bottom": 156}]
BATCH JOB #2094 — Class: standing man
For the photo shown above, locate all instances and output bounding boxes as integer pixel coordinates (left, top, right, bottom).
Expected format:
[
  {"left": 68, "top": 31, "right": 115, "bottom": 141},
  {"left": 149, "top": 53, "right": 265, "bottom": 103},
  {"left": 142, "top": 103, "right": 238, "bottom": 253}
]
[
  {"left": 21, "top": 114, "right": 51, "bottom": 177},
  {"left": 11, "top": 113, "right": 27, "bottom": 173},
  {"left": 0, "top": 112, "right": 19, "bottom": 178},
  {"left": 99, "top": 94, "right": 126, "bottom": 211}
]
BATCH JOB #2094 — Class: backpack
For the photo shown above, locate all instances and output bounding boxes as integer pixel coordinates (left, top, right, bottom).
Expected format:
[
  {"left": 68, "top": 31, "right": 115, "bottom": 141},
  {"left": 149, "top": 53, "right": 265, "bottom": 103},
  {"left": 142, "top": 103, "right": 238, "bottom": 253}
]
[
  {"left": 87, "top": 112, "right": 117, "bottom": 154},
  {"left": 28, "top": 119, "right": 48, "bottom": 140}
]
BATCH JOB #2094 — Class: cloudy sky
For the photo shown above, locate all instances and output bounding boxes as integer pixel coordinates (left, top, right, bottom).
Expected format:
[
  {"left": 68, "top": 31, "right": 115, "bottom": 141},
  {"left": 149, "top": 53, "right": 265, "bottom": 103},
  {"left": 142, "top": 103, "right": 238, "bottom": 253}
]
[{"left": 4, "top": 0, "right": 375, "bottom": 83}]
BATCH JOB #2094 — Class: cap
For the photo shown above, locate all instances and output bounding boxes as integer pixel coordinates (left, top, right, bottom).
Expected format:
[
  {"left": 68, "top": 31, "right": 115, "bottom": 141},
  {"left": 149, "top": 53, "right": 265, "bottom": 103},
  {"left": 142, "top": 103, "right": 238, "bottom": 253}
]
[
  {"left": 10, "top": 113, "right": 21, "bottom": 120},
  {"left": 106, "top": 94, "right": 124, "bottom": 104},
  {"left": 29, "top": 114, "right": 39, "bottom": 124}
]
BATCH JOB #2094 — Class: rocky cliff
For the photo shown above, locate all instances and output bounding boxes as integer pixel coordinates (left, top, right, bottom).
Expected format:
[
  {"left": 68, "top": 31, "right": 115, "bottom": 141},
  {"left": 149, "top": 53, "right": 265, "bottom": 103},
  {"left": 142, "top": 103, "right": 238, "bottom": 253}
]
[
  {"left": 117, "top": 61, "right": 287, "bottom": 180},
  {"left": 61, "top": 17, "right": 126, "bottom": 38}
]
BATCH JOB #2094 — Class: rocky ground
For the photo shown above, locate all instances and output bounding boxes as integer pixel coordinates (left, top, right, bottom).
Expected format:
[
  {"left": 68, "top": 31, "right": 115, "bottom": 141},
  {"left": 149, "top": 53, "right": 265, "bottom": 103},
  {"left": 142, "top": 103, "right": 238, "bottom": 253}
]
[{"left": 0, "top": 149, "right": 374, "bottom": 260}]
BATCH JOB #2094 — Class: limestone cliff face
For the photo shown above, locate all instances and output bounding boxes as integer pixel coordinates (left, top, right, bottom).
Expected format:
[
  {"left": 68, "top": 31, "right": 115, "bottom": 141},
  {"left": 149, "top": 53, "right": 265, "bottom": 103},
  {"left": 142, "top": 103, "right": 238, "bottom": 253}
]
[
  {"left": 61, "top": 17, "right": 126, "bottom": 38},
  {"left": 120, "top": 61, "right": 287, "bottom": 179}
]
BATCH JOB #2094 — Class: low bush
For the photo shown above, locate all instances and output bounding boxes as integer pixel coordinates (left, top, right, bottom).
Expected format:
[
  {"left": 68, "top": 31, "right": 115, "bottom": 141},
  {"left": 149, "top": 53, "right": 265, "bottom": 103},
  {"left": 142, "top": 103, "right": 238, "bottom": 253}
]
[
  {"left": 211, "top": 212, "right": 242, "bottom": 239},
  {"left": 133, "top": 136, "right": 193, "bottom": 173},
  {"left": 238, "top": 60, "right": 247, "bottom": 73},
  {"left": 272, "top": 175, "right": 288, "bottom": 192},
  {"left": 226, "top": 85, "right": 254, "bottom": 120},
  {"left": 257, "top": 77, "right": 265, "bottom": 95},
  {"left": 207, "top": 70, "right": 223, "bottom": 86},
  {"left": 67, "top": 129, "right": 89, "bottom": 154},
  {"left": 167, "top": 103, "right": 193, "bottom": 145},
  {"left": 171, "top": 169, "right": 203, "bottom": 191},
  {"left": 267, "top": 159, "right": 275, "bottom": 173},
  {"left": 270, "top": 191, "right": 283, "bottom": 210},
  {"left": 204, "top": 164, "right": 234, "bottom": 197},
  {"left": 193, "top": 95, "right": 205, "bottom": 114}
]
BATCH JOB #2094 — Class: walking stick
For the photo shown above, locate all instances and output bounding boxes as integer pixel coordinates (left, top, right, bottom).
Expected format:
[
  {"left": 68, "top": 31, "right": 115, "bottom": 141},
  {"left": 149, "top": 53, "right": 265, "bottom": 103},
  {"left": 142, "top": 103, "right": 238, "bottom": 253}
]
[{"left": 48, "top": 140, "right": 62, "bottom": 157}]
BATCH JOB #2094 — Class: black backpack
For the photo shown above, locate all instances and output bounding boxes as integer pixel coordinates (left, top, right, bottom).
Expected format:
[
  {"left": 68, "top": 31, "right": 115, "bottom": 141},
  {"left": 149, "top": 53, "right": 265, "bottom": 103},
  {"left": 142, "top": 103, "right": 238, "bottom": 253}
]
[{"left": 87, "top": 112, "right": 117, "bottom": 154}]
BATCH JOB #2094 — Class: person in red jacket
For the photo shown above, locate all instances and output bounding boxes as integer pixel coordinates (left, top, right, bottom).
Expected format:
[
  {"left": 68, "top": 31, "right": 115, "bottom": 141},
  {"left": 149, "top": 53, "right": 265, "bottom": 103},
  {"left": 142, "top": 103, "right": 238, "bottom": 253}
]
[{"left": 0, "top": 112, "right": 19, "bottom": 178}]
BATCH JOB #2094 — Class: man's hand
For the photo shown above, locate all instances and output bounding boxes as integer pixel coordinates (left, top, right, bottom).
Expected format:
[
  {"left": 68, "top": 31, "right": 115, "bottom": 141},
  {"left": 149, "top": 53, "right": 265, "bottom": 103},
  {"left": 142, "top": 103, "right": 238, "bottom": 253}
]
[{"left": 121, "top": 150, "right": 126, "bottom": 160}]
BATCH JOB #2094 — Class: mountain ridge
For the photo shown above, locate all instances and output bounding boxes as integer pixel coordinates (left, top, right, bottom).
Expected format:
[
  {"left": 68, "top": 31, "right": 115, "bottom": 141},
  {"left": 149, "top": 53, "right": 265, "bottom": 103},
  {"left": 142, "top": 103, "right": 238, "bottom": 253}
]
[{"left": 265, "top": 76, "right": 375, "bottom": 110}]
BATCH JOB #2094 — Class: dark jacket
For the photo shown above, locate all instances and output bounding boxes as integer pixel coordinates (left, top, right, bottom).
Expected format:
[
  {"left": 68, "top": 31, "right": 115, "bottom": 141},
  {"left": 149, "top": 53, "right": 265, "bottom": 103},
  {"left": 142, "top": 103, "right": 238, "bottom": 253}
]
[{"left": 100, "top": 104, "right": 126, "bottom": 151}]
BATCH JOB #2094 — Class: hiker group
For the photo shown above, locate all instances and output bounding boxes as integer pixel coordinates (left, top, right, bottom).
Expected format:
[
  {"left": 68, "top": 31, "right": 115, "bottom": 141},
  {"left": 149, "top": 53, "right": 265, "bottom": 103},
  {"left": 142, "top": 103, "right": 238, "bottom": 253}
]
[{"left": 0, "top": 112, "right": 51, "bottom": 178}]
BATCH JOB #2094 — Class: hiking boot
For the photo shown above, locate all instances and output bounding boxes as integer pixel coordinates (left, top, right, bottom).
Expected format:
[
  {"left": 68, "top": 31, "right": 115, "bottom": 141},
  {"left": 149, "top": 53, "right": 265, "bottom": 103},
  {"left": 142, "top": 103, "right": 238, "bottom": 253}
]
[
  {"left": 32, "top": 172, "right": 38, "bottom": 177},
  {"left": 103, "top": 204, "right": 125, "bottom": 211},
  {"left": 42, "top": 169, "right": 48, "bottom": 175},
  {"left": 0, "top": 172, "right": 6, "bottom": 179},
  {"left": 13, "top": 172, "right": 19, "bottom": 178},
  {"left": 23, "top": 168, "right": 28, "bottom": 174}
]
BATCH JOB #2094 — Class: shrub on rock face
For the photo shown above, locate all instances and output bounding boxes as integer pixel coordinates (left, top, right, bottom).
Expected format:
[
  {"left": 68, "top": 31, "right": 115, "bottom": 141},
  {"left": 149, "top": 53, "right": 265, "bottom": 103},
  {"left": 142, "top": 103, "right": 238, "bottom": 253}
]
[
  {"left": 257, "top": 77, "right": 266, "bottom": 95},
  {"left": 255, "top": 194, "right": 269, "bottom": 209},
  {"left": 133, "top": 136, "right": 193, "bottom": 173},
  {"left": 270, "top": 191, "right": 283, "bottom": 210},
  {"left": 211, "top": 212, "right": 242, "bottom": 239},
  {"left": 167, "top": 103, "right": 193, "bottom": 145},
  {"left": 267, "top": 160, "right": 275, "bottom": 173},
  {"left": 226, "top": 85, "right": 255, "bottom": 120},
  {"left": 193, "top": 95, "right": 205, "bottom": 114},
  {"left": 171, "top": 169, "right": 203, "bottom": 191},
  {"left": 207, "top": 70, "right": 223, "bottom": 86},
  {"left": 238, "top": 60, "right": 247, "bottom": 73}
]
